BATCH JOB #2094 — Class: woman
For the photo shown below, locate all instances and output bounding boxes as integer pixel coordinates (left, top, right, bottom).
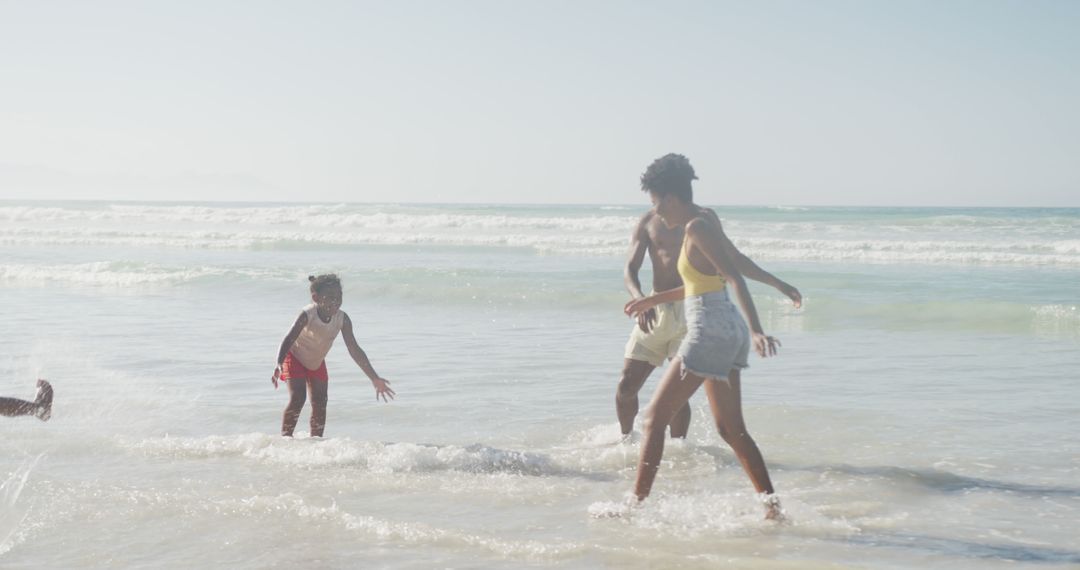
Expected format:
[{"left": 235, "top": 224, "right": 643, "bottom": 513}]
[{"left": 624, "top": 154, "right": 782, "bottom": 519}]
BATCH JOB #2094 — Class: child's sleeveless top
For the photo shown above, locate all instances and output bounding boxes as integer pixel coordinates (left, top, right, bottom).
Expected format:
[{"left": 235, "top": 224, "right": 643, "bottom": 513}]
[{"left": 291, "top": 303, "right": 345, "bottom": 370}]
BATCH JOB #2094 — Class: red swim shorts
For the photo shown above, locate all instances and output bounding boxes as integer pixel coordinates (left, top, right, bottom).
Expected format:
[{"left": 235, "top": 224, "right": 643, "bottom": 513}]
[{"left": 281, "top": 352, "right": 328, "bottom": 382}]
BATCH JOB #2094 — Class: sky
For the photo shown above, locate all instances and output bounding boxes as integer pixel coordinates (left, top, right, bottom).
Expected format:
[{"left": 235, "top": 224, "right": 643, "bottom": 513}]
[{"left": 1, "top": 0, "right": 1077, "bottom": 206}]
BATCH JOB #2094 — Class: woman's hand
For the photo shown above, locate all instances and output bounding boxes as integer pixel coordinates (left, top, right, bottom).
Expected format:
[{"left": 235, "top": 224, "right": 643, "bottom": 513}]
[
  {"left": 780, "top": 283, "right": 802, "bottom": 309},
  {"left": 752, "top": 332, "right": 781, "bottom": 358},
  {"left": 371, "top": 377, "right": 396, "bottom": 402},
  {"left": 624, "top": 296, "right": 658, "bottom": 319}
]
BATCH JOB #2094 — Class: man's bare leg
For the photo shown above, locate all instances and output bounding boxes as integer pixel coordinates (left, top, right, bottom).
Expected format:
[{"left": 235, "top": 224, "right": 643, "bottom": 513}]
[
  {"left": 0, "top": 380, "right": 52, "bottom": 421},
  {"left": 669, "top": 401, "right": 691, "bottom": 439},
  {"left": 616, "top": 359, "right": 655, "bottom": 436},
  {"left": 703, "top": 369, "right": 780, "bottom": 519},
  {"left": 618, "top": 359, "right": 692, "bottom": 438}
]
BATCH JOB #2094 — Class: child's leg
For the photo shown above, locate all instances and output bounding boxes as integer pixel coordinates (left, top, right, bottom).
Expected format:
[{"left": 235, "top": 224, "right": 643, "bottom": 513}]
[
  {"left": 0, "top": 397, "right": 37, "bottom": 418},
  {"left": 35, "top": 379, "right": 53, "bottom": 421},
  {"left": 0, "top": 380, "right": 52, "bottom": 421},
  {"left": 308, "top": 380, "right": 328, "bottom": 437},
  {"left": 282, "top": 378, "right": 308, "bottom": 437}
]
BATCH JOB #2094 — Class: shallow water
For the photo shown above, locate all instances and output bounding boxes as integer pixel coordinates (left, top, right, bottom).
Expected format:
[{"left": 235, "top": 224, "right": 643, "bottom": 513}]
[{"left": 2, "top": 202, "right": 1078, "bottom": 568}]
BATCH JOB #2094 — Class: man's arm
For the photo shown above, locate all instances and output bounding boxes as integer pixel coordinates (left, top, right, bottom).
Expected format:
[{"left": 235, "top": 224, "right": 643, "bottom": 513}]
[
  {"left": 624, "top": 214, "right": 651, "bottom": 300},
  {"left": 624, "top": 214, "right": 658, "bottom": 332}
]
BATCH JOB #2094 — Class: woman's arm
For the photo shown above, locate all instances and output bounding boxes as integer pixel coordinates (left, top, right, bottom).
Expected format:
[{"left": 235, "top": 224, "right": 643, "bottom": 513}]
[
  {"left": 624, "top": 286, "right": 685, "bottom": 318},
  {"left": 702, "top": 208, "right": 800, "bottom": 307},
  {"left": 687, "top": 219, "right": 779, "bottom": 357},
  {"left": 272, "top": 311, "right": 308, "bottom": 388},
  {"left": 731, "top": 251, "right": 801, "bottom": 308},
  {"left": 341, "top": 313, "right": 396, "bottom": 402}
]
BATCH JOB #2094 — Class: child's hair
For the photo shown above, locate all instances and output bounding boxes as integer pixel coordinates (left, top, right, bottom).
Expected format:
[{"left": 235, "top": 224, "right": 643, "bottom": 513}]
[
  {"left": 308, "top": 273, "right": 341, "bottom": 295},
  {"left": 640, "top": 153, "right": 698, "bottom": 203}
]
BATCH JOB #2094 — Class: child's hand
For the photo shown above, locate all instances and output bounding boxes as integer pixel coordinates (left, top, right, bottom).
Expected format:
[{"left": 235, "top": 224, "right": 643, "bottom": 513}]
[
  {"left": 272, "top": 366, "right": 282, "bottom": 389},
  {"left": 371, "top": 377, "right": 395, "bottom": 402}
]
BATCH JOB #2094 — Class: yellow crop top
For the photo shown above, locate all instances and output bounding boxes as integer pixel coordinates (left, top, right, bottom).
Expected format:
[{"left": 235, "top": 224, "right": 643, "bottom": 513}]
[{"left": 678, "top": 233, "right": 726, "bottom": 297}]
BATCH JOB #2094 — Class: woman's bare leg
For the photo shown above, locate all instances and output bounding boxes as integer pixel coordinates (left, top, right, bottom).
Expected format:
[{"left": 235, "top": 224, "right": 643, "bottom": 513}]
[
  {"left": 633, "top": 358, "right": 705, "bottom": 500},
  {"left": 282, "top": 378, "right": 307, "bottom": 436},
  {"left": 703, "top": 369, "right": 780, "bottom": 518},
  {"left": 308, "top": 380, "right": 328, "bottom": 437}
]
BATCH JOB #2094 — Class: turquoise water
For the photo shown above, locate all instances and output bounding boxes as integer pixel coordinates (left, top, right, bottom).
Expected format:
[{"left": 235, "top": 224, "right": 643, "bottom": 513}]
[{"left": 2, "top": 201, "right": 1078, "bottom": 568}]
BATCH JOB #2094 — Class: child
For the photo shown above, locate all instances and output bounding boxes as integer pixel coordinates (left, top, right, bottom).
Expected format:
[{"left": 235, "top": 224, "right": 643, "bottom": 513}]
[
  {"left": 0, "top": 379, "right": 53, "bottom": 421},
  {"left": 271, "top": 274, "right": 395, "bottom": 437}
]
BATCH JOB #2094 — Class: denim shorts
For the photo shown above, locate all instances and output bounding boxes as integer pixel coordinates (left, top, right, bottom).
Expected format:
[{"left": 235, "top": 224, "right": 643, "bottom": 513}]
[{"left": 676, "top": 289, "right": 750, "bottom": 383}]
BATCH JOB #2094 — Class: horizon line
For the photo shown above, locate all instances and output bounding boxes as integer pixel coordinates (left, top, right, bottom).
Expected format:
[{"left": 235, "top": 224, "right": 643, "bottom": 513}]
[{"left": 2, "top": 198, "right": 1079, "bottom": 209}]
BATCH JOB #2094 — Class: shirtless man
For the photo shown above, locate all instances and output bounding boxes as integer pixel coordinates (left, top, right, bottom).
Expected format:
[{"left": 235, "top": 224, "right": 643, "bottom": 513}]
[
  {"left": 618, "top": 208, "right": 800, "bottom": 438},
  {"left": 0, "top": 379, "right": 53, "bottom": 421}
]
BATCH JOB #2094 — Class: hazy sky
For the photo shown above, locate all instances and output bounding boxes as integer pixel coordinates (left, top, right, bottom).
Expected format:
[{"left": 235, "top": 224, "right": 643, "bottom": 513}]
[{"left": 1, "top": 0, "right": 1077, "bottom": 206}]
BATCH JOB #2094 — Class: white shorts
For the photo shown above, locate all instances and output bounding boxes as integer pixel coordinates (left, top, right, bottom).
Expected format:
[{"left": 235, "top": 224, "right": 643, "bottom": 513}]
[{"left": 624, "top": 299, "right": 687, "bottom": 367}]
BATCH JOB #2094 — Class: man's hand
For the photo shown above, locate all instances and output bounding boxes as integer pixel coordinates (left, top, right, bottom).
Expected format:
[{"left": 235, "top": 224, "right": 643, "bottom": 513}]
[
  {"left": 636, "top": 308, "right": 658, "bottom": 333},
  {"left": 271, "top": 365, "right": 282, "bottom": 389},
  {"left": 371, "top": 377, "right": 396, "bottom": 402}
]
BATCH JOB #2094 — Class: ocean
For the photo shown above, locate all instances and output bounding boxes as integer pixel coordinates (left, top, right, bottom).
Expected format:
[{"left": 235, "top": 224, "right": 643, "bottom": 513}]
[{"left": 1, "top": 201, "right": 1078, "bottom": 568}]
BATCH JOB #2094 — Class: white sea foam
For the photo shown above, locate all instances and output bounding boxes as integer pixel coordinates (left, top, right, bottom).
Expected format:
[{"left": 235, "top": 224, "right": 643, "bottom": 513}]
[
  {"left": 4, "top": 202, "right": 1080, "bottom": 264},
  {"left": 731, "top": 237, "right": 1080, "bottom": 266},
  {"left": 0, "top": 455, "right": 42, "bottom": 556},
  {"left": 0, "top": 227, "right": 630, "bottom": 255},
  {"left": 0, "top": 262, "right": 280, "bottom": 287},
  {"left": 588, "top": 491, "right": 860, "bottom": 540},
  {"left": 0, "top": 204, "right": 637, "bottom": 232},
  {"left": 123, "top": 434, "right": 565, "bottom": 476},
  {"left": 4, "top": 227, "right": 1080, "bottom": 266}
]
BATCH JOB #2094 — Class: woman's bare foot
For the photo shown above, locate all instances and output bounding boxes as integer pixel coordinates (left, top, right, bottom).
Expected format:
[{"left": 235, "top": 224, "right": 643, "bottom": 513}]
[
  {"left": 34, "top": 379, "right": 53, "bottom": 421},
  {"left": 763, "top": 494, "right": 785, "bottom": 521}
]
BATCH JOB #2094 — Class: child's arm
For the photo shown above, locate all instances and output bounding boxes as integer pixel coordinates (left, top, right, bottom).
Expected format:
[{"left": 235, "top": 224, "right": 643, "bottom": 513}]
[
  {"left": 340, "top": 312, "right": 396, "bottom": 403},
  {"left": 272, "top": 311, "right": 308, "bottom": 389}
]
